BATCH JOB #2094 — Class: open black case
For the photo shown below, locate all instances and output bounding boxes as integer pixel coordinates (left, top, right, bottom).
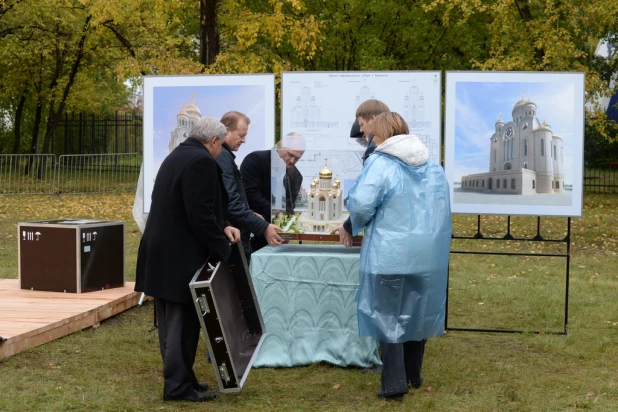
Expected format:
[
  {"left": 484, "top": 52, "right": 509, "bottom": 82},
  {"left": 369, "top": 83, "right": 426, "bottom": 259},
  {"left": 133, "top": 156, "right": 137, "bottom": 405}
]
[{"left": 189, "top": 243, "right": 265, "bottom": 393}]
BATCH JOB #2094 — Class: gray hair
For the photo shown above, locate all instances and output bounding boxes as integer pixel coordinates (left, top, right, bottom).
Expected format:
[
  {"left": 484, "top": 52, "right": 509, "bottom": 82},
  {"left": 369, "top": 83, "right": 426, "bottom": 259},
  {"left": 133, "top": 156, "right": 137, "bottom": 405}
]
[{"left": 189, "top": 117, "right": 227, "bottom": 144}]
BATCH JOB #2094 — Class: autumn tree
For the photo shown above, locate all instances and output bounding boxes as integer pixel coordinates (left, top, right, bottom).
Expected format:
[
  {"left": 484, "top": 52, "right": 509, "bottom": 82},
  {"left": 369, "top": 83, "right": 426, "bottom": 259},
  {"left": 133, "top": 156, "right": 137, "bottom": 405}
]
[
  {"left": 423, "top": 0, "right": 618, "bottom": 143},
  {"left": 296, "top": 0, "right": 492, "bottom": 72},
  {"left": 0, "top": 0, "right": 203, "bottom": 155},
  {"left": 2, "top": 0, "right": 618, "bottom": 155}
]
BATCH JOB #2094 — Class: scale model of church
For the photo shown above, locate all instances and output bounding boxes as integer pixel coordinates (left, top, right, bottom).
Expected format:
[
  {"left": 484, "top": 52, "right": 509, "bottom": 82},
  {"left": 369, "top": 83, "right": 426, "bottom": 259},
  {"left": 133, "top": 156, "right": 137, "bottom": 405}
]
[
  {"left": 168, "top": 93, "right": 202, "bottom": 153},
  {"left": 460, "top": 97, "right": 564, "bottom": 194},
  {"left": 307, "top": 160, "right": 343, "bottom": 225}
]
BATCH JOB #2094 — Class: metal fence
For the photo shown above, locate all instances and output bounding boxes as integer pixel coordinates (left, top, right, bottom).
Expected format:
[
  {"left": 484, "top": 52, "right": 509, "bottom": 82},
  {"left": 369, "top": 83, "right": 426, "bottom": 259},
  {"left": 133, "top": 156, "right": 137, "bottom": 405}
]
[
  {"left": 52, "top": 111, "right": 143, "bottom": 156},
  {"left": 2, "top": 153, "right": 617, "bottom": 195},
  {"left": 0, "top": 155, "right": 58, "bottom": 195},
  {"left": 0, "top": 153, "right": 141, "bottom": 195},
  {"left": 583, "top": 167, "right": 618, "bottom": 194}
]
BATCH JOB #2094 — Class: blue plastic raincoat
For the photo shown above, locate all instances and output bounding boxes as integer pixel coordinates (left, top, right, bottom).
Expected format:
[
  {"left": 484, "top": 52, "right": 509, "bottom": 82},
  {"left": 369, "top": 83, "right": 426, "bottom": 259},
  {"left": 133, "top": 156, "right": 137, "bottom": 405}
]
[{"left": 347, "top": 134, "right": 452, "bottom": 343}]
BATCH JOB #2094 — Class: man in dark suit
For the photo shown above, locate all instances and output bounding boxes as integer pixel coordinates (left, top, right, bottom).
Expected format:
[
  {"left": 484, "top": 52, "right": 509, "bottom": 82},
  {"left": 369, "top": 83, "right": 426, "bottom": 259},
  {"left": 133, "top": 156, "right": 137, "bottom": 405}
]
[
  {"left": 135, "top": 117, "right": 240, "bottom": 403},
  {"left": 216, "top": 111, "right": 284, "bottom": 263},
  {"left": 240, "top": 133, "right": 305, "bottom": 252}
]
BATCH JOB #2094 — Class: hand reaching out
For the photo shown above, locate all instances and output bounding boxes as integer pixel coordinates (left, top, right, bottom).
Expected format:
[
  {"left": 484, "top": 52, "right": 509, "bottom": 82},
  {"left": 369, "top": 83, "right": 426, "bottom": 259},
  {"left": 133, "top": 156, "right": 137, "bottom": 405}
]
[
  {"left": 264, "top": 224, "right": 284, "bottom": 246},
  {"left": 331, "top": 224, "right": 353, "bottom": 247}
]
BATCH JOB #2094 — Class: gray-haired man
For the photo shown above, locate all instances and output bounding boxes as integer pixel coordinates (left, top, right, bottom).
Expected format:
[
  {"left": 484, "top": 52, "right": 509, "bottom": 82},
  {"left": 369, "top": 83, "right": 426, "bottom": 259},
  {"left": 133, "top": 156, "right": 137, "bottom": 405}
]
[{"left": 136, "top": 117, "right": 240, "bottom": 402}]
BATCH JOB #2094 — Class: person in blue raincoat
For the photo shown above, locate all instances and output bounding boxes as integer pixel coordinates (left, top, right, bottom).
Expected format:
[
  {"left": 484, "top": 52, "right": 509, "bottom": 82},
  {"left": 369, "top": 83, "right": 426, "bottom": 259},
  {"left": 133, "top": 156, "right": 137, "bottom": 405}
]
[{"left": 346, "top": 112, "right": 452, "bottom": 402}]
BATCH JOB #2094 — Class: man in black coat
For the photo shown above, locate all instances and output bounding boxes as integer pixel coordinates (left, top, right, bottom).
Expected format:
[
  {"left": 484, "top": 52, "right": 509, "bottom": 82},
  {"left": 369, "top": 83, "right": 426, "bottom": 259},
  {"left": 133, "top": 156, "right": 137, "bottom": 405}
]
[
  {"left": 240, "top": 133, "right": 305, "bottom": 251},
  {"left": 216, "top": 111, "right": 284, "bottom": 263},
  {"left": 135, "top": 117, "right": 240, "bottom": 403}
]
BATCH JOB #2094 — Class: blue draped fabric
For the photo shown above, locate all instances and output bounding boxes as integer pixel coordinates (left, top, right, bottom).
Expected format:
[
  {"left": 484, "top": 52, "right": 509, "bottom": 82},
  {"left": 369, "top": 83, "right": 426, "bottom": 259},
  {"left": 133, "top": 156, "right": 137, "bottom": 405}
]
[{"left": 250, "top": 245, "right": 381, "bottom": 368}]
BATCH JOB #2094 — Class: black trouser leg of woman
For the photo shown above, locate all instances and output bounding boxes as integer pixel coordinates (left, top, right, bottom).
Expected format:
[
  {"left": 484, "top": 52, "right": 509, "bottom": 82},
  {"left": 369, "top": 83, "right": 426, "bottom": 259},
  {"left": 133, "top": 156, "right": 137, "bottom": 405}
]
[
  {"left": 379, "top": 341, "right": 410, "bottom": 397},
  {"left": 403, "top": 339, "right": 426, "bottom": 388},
  {"left": 380, "top": 339, "right": 426, "bottom": 398}
]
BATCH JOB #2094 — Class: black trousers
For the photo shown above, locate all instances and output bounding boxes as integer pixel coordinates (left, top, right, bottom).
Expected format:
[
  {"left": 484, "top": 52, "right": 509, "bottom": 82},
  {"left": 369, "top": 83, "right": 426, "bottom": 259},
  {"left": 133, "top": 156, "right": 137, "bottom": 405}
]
[
  {"left": 380, "top": 339, "right": 426, "bottom": 396},
  {"left": 155, "top": 298, "right": 201, "bottom": 398}
]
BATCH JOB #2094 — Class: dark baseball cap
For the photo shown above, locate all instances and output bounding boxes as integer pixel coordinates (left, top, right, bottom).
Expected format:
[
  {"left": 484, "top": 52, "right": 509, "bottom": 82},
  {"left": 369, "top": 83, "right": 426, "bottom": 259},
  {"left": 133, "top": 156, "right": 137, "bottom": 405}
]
[{"left": 350, "top": 118, "right": 363, "bottom": 138}]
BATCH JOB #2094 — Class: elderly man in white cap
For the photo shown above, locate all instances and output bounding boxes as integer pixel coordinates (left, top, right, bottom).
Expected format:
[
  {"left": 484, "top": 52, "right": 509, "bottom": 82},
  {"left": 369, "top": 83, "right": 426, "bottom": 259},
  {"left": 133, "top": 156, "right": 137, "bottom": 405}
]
[{"left": 240, "top": 132, "right": 306, "bottom": 252}]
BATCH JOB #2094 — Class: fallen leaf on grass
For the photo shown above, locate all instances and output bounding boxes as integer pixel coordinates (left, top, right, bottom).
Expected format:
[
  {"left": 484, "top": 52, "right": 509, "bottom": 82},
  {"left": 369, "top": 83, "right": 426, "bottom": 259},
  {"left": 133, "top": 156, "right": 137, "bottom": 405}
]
[
  {"left": 333, "top": 384, "right": 341, "bottom": 390},
  {"left": 423, "top": 387, "right": 432, "bottom": 392},
  {"left": 585, "top": 391, "right": 595, "bottom": 399}
]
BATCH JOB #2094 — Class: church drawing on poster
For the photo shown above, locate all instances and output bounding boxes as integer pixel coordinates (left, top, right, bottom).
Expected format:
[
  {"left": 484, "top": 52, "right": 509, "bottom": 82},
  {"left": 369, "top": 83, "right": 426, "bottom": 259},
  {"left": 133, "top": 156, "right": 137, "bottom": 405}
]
[
  {"left": 402, "top": 84, "right": 429, "bottom": 127},
  {"left": 290, "top": 87, "right": 338, "bottom": 128},
  {"left": 168, "top": 93, "right": 202, "bottom": 153},
  {"left": 460, "top": 97, "right": 564, "bottom": 195}
]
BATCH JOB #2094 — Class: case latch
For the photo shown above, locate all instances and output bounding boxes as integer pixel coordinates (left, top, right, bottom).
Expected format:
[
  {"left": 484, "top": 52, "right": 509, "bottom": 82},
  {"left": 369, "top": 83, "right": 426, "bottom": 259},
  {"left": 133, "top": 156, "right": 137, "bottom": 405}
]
[
  {"left": 196, "top": 294, "right": 210, "bottom": 316},
  {"left": 219, "top": 362, "right": 230, "bottom": 383}
]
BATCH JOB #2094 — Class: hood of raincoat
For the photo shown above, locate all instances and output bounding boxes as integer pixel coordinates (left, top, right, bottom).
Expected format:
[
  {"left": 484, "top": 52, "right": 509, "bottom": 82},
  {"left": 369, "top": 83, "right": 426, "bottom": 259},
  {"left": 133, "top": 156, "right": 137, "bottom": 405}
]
[{"left": 375, "top": 134, "right": 428, "bottom": 166}]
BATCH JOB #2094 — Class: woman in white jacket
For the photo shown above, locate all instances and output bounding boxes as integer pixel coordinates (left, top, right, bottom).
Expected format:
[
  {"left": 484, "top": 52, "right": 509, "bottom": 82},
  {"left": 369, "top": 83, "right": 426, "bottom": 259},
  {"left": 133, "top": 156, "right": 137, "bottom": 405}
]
[{"left": 346, "top": 112, "right": 452, "bottom": 402}]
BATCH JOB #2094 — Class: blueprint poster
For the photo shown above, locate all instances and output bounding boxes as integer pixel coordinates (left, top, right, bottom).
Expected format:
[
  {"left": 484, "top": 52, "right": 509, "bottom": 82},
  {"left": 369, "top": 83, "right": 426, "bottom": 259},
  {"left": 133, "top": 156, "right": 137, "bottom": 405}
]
[{"left": 281, "top": 71, "right": 442, "bottom": 182}]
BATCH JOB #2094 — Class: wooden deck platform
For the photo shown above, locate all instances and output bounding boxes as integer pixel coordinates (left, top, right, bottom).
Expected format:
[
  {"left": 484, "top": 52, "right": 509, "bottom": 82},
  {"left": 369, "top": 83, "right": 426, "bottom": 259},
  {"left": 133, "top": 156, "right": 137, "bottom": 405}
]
[{"left": 0, "top": 279, "right": 142, "bottom": 359}]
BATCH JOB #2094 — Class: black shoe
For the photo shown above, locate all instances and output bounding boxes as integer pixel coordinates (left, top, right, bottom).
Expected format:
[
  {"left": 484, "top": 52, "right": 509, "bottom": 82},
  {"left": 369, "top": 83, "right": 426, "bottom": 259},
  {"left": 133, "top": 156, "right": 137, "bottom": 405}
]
[
  {"left": 361, "top": 365, "right": 383, "bottom": 374},
  {"left": 195, "top": 382, "right": 209, "bottom": 392},
  {"left": 377, "top": 391, "right": 404, "bottom": 402},
  {"left": 164, "top": 389, "right": 216, "bottom": 402},
  {"left": 408, "top": 379, "right": 423, "bottom": 389}
]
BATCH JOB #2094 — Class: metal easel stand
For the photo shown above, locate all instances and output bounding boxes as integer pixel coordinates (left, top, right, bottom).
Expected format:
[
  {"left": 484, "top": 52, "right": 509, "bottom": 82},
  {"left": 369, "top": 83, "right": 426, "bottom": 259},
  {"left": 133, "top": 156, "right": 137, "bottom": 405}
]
[{"left": 445, "top": 215, "right": 571, "bottom": 336}]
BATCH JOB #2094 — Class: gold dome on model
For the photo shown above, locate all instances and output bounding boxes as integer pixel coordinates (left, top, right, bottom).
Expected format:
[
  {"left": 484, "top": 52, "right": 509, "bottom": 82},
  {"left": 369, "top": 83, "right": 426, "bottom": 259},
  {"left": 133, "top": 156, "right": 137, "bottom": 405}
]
[
  {"left": 319, "top": 166, "right": 332, "bottom": 178},
  {"left": 319, "top": 158, "right": 332, "bottom": 178}
]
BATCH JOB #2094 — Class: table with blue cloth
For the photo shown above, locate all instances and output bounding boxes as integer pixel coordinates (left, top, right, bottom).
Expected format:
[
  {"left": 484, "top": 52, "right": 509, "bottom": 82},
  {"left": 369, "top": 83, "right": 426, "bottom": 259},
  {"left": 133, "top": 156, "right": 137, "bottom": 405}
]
[{"left": 249, "top": 244, "right": 381, "bottom": 368}]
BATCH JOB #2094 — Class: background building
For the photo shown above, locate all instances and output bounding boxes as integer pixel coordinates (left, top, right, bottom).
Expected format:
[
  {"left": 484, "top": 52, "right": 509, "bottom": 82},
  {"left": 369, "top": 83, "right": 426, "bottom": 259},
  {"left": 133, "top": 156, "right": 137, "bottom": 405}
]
[
  {"left": 168, "top": 93, "right": 201, "bottom": 153},
  {"left": 460, "top": 98, "right": 564, "bottom": 194}
]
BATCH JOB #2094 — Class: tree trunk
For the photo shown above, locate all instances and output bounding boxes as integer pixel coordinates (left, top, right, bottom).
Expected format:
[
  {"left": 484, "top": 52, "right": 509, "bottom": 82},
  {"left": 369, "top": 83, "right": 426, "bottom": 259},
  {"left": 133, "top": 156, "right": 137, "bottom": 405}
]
[
  {"left": 24, "top": 98, "right": 42, "bottom": 176},
  {"left": 200, "top": 0, "right": 220, "bottom": 67},
  {"left": 41, "top": 15, "right": 91, "bottom": 156},
  {"left": 12, "top": 93, "right": 26, "bottom": 153},
  {"left": 513, "top": 0, "right": 545, "bottom": 68}
]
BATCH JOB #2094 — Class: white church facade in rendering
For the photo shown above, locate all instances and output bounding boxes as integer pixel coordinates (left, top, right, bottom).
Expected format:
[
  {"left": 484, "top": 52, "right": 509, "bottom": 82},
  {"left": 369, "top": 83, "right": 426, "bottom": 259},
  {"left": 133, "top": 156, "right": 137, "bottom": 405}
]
[
  {"left": 460, "top": 98, "right": 564, "bottom": 195},
  {"left": 168, "top": 93, "right": 202, "bottom": 153}
]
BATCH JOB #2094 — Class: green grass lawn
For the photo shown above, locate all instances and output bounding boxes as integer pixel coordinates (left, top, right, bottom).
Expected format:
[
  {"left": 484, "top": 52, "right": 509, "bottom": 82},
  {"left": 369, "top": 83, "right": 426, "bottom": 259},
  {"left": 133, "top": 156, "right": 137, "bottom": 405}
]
[{"left": 1, "top": 193, "right": 617, "bottom": 411}]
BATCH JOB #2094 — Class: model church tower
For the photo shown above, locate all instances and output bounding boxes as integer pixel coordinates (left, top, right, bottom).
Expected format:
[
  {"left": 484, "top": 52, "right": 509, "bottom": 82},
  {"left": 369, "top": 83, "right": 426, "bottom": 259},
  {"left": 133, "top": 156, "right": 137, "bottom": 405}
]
[{"left": 308, "top": 159, "right": 343, "bottom": 223}]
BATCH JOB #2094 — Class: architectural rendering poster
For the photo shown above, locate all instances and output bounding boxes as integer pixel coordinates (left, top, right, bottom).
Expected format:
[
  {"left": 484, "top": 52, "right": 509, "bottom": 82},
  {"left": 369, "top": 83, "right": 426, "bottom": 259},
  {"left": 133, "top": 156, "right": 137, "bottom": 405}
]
[
  {"left": 444, "top": 71, "right": 584, "bottom": 217},
  {"left": 142, "top": 74, "right": 275, "bottom": 212},
  {"left": 279, "top": 71, "right": 441, "bottom": 219}
]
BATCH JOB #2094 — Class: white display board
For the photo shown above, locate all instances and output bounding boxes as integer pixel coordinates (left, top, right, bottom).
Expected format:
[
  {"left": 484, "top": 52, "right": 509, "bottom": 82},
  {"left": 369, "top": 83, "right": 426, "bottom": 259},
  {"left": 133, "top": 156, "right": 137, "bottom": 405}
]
[
  {"left": 142, "top": 74, "right": 275, "bottom": 212},
  {"left": 281, "top": 71, "right": 442, "bottom": 182},
  {"left": 444, "top": 71, "right": 585, "bottom": 217}
]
